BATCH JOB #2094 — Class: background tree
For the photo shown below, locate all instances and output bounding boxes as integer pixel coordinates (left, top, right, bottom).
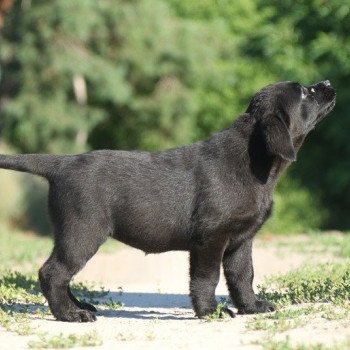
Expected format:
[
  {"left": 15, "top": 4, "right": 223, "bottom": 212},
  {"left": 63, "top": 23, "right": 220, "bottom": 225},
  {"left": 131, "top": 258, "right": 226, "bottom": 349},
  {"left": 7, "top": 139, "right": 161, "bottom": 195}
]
[{"left": 0, "top": 0, "right": 349, "bottom": 233}]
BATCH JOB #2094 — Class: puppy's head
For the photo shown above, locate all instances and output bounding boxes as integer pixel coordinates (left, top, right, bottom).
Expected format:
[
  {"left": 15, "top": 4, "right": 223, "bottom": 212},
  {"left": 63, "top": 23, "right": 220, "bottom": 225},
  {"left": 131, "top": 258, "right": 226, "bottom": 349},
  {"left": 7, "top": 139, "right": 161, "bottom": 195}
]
[{"left": 246, "top": 81, "right": 336, "bottom": 161}]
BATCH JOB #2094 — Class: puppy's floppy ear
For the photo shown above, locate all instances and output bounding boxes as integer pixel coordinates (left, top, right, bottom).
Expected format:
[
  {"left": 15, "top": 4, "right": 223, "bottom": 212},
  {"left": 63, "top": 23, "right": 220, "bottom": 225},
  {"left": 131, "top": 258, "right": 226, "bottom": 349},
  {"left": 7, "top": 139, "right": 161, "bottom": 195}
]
[{"left": 260, "top": 112, "right": 296, "bottom": 161}]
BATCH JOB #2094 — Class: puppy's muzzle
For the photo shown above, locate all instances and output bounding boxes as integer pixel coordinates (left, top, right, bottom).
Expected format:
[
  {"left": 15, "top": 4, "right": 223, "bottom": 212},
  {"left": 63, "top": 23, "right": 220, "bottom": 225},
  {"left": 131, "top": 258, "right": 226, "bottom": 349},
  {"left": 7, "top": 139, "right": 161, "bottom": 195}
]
[
  {"left": 313, "top": 80, "right": 336, "bottom": 120},
  {"left": 314, "top": 80, "right": 336, "bottom": 102}
]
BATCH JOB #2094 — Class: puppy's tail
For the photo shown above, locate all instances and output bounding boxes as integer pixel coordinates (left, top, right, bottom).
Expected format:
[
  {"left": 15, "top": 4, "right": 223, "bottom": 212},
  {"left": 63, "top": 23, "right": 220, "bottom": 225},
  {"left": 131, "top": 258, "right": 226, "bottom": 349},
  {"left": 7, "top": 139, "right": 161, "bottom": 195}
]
[{"left": 0, "top": 154, "right": 63, "bottom": 179}]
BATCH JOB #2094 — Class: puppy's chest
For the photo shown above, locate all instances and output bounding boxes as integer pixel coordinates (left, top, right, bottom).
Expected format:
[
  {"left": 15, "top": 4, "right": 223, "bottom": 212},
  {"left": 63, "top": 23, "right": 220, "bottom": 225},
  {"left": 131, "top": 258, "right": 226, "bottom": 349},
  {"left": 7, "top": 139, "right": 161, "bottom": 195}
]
[
  {"left": 231, "top": 202, "right": 271, "bottom": 230},
  {"left": 225, "top": 194, "right": 273, "bottom": 236}
]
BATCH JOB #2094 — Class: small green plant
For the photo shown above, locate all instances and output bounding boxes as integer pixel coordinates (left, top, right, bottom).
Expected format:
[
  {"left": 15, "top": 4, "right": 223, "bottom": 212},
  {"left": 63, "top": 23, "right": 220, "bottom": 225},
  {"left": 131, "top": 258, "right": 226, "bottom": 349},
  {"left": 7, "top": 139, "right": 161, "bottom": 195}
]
[
  {"left": 319, "top": 303, "right": 350, "bottom": 321},
  {"left": 0, "top": 307, "right": 42, "bottom": 337},
  {"left": 258, "top": 263, "right": 350, "bottom": 306},
  {"left": 246, "top": 307, "right": 312, "bottom": 332},
  {"left": 203, "top": 298, "right": 232, "bottom": 322},
  {"left": 28, "top": 331, "right": 102, "bottom": 349},
  {"left": 247, "top": 264, "right": 350, "bottom": 338},
  {"left": 103, "top": 297, "right": 123, "bottom": 310}
]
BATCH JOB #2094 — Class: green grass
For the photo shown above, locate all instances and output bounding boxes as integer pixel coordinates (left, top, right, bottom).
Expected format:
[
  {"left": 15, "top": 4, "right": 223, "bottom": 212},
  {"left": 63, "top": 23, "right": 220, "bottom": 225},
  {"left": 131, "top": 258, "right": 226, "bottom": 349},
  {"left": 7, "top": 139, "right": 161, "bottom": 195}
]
[
  {"left": 0, "top": 270, "right": 119, "bottom": 348},
  {"left": 257, "top": 231, "right": 350, "bottom": 258},
  {"left": 0, "top": 271, "right": 112, "bottom": 314},
  {"left": 203, "top": 298, "right": 232, "bottom": 322},
  {"left": 0, "top": 224, "right": 52, "bottom": 272},
  {"left": 0, "top": 221, "right": 124, "bottom": 345},
  {"left": 0, "top": 223, "right": 120, "bottom": 273},
  {"left": 1, "top": 229, "right": 350, "bottom": 347},
  {"left": 245, "top": 303, "right": 350, "bottom": 335},
  {"left": 258, "top": 263, "right": 350, "bottom": 306},
  {"left": 246, "top": 306, "right": 316, "bottom": 332},
  {"left": 28, "top": 331, "right": 102, "bottom": 348},
  {"left": 103, "top": 297, "right": 124, "bottom": 309},
  {"left": 254, "top": 337, "right": 350, "bottom": 350},
  {"left": 0, "top": 271, "right": 43, "bottom": 305},
  {"left": 0, "top": 308, "right": 37, "bottom": 335},
  {"left": 245, "top": 263, "right": 350, "bottom": 341}
]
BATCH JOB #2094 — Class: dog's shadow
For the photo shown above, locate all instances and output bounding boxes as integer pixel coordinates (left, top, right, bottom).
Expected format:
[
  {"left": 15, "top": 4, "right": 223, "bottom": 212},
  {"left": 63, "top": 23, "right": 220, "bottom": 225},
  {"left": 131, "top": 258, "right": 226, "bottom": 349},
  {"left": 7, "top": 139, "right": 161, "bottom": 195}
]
[
  {"left": 2, "top": 292, "right": 230, "bottom": 321},
  {"left": 96, "top": 292, "right": 232, "bottom": 320},
  {"left": 97, "top": 292, "right": 194, "bottom": 320}
]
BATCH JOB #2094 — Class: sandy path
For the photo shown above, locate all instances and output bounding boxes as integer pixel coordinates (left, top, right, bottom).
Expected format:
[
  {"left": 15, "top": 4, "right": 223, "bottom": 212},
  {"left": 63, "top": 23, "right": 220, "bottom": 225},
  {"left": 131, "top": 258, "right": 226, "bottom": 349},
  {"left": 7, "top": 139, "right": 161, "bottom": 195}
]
[{"left": 1, "top": 241, "right": 349, "bottom": 349}]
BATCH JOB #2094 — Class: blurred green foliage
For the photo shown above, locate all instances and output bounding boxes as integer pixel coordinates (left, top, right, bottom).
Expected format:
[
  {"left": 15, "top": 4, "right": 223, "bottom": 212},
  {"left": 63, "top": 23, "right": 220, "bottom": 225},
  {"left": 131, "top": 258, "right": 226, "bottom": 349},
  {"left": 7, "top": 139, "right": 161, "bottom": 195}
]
[
  {"left": 0, "top": 0, "right": 349, "bottom": 233},
  {"left": 0, "top": 145, "right": 24, "bottom": 223},
  {"left": 0, "top": 144, "right": 51, "bottom": 234}
]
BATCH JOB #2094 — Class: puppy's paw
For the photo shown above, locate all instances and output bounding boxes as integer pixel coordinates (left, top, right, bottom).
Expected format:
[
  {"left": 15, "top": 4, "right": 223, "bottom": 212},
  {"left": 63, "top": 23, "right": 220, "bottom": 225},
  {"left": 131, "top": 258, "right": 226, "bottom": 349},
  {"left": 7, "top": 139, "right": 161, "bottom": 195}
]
[
  {"left": 238, "top": 300, "right": 276, "bottom": 315},
  {"left": 57, "top": 310, "right": 97, "bottom": 322}
]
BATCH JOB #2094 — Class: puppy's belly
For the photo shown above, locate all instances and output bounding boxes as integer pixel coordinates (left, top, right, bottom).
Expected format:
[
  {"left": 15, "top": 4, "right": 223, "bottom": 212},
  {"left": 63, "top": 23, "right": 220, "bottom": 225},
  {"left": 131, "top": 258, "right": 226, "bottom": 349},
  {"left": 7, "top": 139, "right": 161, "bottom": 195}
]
[{"left": 112, "top": 230, "right": 190, "bottom": 254}]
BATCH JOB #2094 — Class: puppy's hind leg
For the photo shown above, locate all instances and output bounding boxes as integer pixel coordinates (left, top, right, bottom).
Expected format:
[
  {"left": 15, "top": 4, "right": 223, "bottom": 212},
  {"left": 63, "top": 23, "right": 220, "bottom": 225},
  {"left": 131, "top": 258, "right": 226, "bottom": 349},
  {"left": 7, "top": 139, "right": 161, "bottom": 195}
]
[{"left": 39, "top": 224, "right": 107, "bottom": 322}]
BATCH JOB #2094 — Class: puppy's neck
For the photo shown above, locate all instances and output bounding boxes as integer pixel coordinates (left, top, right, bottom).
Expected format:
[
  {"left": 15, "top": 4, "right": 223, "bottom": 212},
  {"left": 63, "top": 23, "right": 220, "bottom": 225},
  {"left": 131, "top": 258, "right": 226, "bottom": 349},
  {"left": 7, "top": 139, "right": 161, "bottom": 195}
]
[{"left": 247, "top": 119, "right": 290, "bottom": 185}]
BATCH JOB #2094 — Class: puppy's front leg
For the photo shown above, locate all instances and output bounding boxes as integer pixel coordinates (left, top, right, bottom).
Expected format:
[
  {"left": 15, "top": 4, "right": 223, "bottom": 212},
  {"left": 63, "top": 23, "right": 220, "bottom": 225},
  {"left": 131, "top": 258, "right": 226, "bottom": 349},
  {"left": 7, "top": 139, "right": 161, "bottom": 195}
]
[
  {"left": 189, "top": 243, "right": 234, "bottom": 318},
  {"left": 223, "top": 239, "right": 276, "bottom": 314}
]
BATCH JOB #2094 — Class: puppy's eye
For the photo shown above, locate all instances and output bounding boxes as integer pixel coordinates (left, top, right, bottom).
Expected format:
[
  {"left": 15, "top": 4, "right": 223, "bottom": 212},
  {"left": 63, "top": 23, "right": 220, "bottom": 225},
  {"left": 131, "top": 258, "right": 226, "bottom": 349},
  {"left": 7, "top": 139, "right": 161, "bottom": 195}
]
[{"left": 310, "top": 87, "right": 315, "bottom": 93}]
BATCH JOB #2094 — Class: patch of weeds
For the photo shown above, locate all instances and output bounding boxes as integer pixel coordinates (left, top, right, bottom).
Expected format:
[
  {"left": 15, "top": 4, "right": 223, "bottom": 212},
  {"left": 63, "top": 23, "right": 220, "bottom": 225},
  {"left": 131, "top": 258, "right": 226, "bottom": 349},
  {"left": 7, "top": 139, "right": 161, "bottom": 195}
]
[
  {"left": 246, "top": 308, "right": 310, "bottom": 332},
  {"left": 0, "top": 308, "right": 36, "bottom": 335},
  {"left": 0, "top": 270, "right": 43, "bottom": 305},
  {"left": 203, "top": 298, "right": 232, "bottom": 322},
  {"left": 28, "top": 331, "right": 102, "bottom": 349},
  {"left": 319, "top": 303, "right": 350, "bottom": 321},
  {"left": 258, "top": 263, "right": 350, "bottom": 306},
  {"left": 0, "top": 224, "right": 52, "bottom": 271},
  {"left": 0, "top": 269, "right": 109, "bottom": 341},
  {"left": 254, "top": 336, "right": 350, "bottom": 350},
  {"left": 250, "top": 263, "right": 350, "bottom": 336},
  {"left": 103, "top": 297, "right": 123, "bottom": 310},
  {"left": 0, "top": 270, "right": 108, "bottom": 311},
  {"left": 265, "top": 305, "right": 317, "bottom": 319}
]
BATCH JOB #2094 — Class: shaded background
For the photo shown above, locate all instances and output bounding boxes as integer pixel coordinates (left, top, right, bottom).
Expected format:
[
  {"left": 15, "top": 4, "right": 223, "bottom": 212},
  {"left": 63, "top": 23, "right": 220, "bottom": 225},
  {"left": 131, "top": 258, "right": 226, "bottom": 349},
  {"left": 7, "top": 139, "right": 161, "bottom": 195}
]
[{"left": 0, "top": 0, "right": 349, "bottom": 234}]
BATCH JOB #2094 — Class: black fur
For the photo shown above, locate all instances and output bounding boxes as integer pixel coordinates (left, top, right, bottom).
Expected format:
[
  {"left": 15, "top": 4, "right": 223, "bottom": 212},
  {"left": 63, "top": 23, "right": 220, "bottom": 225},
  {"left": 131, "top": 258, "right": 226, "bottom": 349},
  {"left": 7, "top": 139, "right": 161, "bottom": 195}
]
[{"left": 0, "top": 81, "right": 336, "bottom": 322}]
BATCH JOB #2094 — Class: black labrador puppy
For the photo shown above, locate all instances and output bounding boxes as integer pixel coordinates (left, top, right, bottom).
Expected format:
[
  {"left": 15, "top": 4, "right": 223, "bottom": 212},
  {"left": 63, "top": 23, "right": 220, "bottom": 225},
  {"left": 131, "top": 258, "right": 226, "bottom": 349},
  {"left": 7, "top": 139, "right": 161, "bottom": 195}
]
[{"left": 0, "top": 81, "right": 336, "bottom": 322}]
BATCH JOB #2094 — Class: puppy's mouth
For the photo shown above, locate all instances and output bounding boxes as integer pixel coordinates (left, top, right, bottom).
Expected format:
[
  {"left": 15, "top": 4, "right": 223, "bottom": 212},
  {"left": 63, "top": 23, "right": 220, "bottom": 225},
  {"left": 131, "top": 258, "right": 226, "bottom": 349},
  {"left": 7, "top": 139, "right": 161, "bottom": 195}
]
[
  {"left": 315, "top": 82, "right": 336, "bottom": 121},
  {"left": 316, "top": 96, "right": 336, "bottom": 121}
]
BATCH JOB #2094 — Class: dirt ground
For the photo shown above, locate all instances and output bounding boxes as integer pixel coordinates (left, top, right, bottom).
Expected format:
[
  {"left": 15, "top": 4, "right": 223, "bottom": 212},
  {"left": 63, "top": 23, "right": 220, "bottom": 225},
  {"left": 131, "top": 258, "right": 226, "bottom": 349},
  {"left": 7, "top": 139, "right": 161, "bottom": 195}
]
[{"left": 1, "top": 241, "right": 349, "bottom": 349}]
